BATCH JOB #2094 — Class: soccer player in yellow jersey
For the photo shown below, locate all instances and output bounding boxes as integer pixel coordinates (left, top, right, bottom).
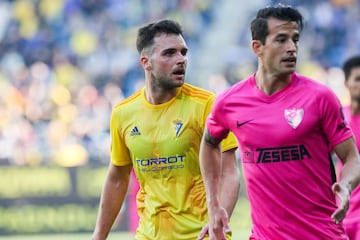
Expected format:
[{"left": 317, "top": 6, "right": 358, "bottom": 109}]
[{"left": 92, "top": 19, "right": 240, "bottom": 240}]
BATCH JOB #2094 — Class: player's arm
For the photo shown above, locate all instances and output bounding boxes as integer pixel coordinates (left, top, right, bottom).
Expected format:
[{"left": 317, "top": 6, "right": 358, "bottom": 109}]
[
  {"left": 199, "top": 128, "right": 230, "bottom": 240},
  {"left": 92, "top": 163, "right": 133, "bottom": 240},
  {"left": 198, "top": 146, "right": 239, "bottom": 240},
  {"left": 332, "top": 137, "right": 360, "bottom": 224},
  {"left": 220, "top": 148, "right": 240, "bottom": 218}
]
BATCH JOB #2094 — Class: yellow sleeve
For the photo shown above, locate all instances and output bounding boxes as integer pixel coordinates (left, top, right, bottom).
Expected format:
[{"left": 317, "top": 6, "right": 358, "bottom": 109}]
[
  {"left": 221, "top": 131, "right": 238, "bottom": 152},
  {"left": 110, "top": 108, "right": 132, "bottom": 166}
]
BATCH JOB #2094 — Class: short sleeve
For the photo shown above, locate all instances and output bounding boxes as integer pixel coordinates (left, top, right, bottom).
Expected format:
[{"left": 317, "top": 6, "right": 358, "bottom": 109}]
[
  {"left": 110, "top": 109, "right": 132, "bottom": 166},
  {"left": 319, "top": 88, "right": 353, "bottom": 151},
  {"left": 206, "top": 94, "right": 231, "bottom": 141},
  {"left": 221, "top": 131, "right": 238, "bottom": 152}
]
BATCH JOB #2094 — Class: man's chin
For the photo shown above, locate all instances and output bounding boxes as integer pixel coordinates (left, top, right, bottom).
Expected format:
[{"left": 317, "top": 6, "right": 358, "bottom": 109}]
[
  {"left": 282, "top": 68, "right": 296, "bottom": 74},
  {"left": 174, "top": 79, "right": 185, "bottom": 86},
  {"left": 164, "top": 81, "right": 184, "bottom": 90}
]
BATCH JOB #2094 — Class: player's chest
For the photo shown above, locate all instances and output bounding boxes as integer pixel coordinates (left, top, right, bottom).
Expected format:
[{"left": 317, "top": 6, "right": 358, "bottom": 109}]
[
  {"left": 123, "top": 110, "right": 203, "bottom": 151},
  {"left": 228, "top": 99, "right": 320, "bottom": 141}
]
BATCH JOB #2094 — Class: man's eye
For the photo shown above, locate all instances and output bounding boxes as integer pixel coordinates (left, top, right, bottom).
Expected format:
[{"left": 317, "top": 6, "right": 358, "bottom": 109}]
[{"left": 165, "top": 51, "right": 174, "bottom": 56}]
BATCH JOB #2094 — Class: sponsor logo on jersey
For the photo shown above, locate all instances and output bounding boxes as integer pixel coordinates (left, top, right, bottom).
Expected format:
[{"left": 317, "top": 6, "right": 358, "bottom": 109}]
[
  {"left": 256, "top": 144, "right": 311, "bottom": 163},
  {"left": 236, "top": 119, "right": 253, "bottom": 128},
  {"left": 340, "top": 106, "right": 345, "bottom": 120},
  {"left": 284, "top": 108, "right": 304, "bottom": 129},
  {"left": 337, "top": 122, "right": 346, "bottom": 131},
  {"left": 135, "top": 155, "right": 185, "bottom": 172},
  {"left": 337, "top": 106, "right": 347, "bottom": 131},
  {"left": 173, "top": 120, "right": 183, "bottom": 137},
  {"left": 130, "top": 126, "right": 141, "bottom": 136}
]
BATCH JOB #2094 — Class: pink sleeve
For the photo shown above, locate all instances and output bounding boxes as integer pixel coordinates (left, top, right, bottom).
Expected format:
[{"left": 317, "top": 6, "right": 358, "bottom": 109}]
[
  {"left": 319, "top": 88, "right": 353, "bottom": 151},
  {"left": 206, "top": 95, "right": 230, "bottom": 140}
]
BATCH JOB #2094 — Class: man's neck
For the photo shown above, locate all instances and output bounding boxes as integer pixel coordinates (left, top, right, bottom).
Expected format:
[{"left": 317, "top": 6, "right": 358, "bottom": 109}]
[
  {"left": 144, "top": 84, "right": 178, "bottom": 105},
  {"left": 351, "top": 100, "right": 360, "bottom": 115},
  {"left": 255, "top": 71, "right": 292, "bottom": 96}
]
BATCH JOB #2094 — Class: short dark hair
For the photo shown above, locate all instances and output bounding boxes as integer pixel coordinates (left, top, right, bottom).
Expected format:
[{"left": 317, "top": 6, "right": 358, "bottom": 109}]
[
  {"left": 136, "top": 19, "right": 183, "bottom": 54},
  {"left": 342, "top": 55, "right": 360, "bottom": 81},
  {"left": 250, "top": 4, "right": 304, "bottom": 45}
]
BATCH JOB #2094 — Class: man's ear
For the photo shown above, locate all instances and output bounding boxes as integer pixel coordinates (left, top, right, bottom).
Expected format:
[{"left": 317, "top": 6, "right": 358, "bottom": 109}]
[
  {"left": 140, "top": 56, "right": 151, "bottom": 71},
  {"left": 251, "top": 40, "right": 263, "bottom": 57}
]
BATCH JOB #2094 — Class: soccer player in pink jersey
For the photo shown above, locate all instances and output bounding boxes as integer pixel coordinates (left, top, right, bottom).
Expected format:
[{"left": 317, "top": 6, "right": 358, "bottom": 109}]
[
  {"left": 199, "top": 4, "right": 360, "bottom": 240},
  {"left": 337, "top": 55, "right": 360, "bottom": 240}
]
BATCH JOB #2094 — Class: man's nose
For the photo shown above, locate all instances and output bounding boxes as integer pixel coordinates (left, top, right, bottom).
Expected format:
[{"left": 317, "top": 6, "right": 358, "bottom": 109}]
[
  {"left": 287, "top": 40, "right": 297, "bottom": 52},
  {"left": 176, "top": 56, "right": 187, "bottom": 66}
]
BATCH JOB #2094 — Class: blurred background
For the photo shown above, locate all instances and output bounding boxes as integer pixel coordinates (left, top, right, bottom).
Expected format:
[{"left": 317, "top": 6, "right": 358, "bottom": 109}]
[{"left": 0, "top": 0, "right": 359, "bottom": 239}]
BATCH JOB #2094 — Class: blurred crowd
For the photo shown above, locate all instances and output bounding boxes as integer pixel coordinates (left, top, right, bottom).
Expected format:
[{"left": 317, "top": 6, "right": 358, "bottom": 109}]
[
  {"left": 0, "top": 0, "right": 359, "bottom": 166},
  {"left": 0, "top": 0, "right": 215, "bottom": 166}
]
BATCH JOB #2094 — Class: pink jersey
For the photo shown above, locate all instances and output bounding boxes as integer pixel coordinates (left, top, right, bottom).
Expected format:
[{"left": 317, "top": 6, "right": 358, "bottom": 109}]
[
  {"left": 338, "top": 105, "right": 360, "bottom": 240},
  {"left": 207, "top": 73, "right": 353, "bottom": 240},
  {"left": 342, "top": 105, "right": 360, "bottom": 154}
]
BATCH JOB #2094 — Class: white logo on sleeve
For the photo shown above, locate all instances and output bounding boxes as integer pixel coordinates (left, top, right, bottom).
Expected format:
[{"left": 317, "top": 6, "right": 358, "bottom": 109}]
[{"left": 284, "top": 108, "right": 304, "bottom": 129}]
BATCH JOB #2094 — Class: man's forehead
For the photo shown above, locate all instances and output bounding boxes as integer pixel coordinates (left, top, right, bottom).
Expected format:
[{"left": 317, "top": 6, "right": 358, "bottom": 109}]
[
  {"left": 268, "top": 18, "right": 299, "bottom": 33},
  {"left": 350, "top": 67, "right": 360, "bottom": 77},
  {"left": 153, "top": 34, "right": 187, "bottom": 51}
]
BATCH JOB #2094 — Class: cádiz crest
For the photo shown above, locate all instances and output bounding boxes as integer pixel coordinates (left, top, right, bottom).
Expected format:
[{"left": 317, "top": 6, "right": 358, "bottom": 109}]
[
  {"left": 173, "top": 120, "right": 183, "bottom": 137},
  {"left": 284, "top": 108, "right": 304, "bottom": 129}
]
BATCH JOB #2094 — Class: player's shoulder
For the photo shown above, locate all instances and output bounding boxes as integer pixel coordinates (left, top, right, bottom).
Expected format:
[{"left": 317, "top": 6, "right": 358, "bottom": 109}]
[
  {"left": 113, "top": 88, "right": 142, "bottom": 111},
  {"left": 294, "top": 73, "right": 340, "bottom": 104},
  {"left": 181, "top": 83, "right": 214, "bottom": 101},
  {"left": 295, "top": 73, "right": 333, "bottom": 93},
  {"left": 342, "top": 104, "right": 351, "bottom": 118},
  {"left": 295, "top": 73, "right": 324, "bottom": 87},
  {"left": 216, "top": 74, "right": 252, "bottom": 100},
  {"left": 342, "top": 104, "right": 351, "bottom": 111}
]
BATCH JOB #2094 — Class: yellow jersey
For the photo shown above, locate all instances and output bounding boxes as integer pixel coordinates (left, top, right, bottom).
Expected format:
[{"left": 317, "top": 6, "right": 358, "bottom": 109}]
[{"left": 110, "top": 83, "right": 237, "bottom": 240}]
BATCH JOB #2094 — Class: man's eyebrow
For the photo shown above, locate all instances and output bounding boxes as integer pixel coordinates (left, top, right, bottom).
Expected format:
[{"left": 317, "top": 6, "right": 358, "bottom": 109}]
[
  {"left": 275, "top": 32, "right": 299, "bottom": 37},
  {"left": 162, "top": 47, "right": 176, "bottom": 52}
]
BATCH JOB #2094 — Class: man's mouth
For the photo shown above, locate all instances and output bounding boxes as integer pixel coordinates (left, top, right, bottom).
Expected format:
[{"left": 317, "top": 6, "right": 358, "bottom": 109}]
[
  {"left": 173, "top": 69, "right": 185, "bottom": 75},
  {"left": 282, "top": 57, "right": 296, "bottom": 63}
]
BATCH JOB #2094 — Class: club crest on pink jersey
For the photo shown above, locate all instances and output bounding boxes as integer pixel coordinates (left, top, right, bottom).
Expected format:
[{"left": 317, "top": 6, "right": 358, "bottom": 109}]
[{"left": 284, "top": 108, "right": 304, "bottom": 129}]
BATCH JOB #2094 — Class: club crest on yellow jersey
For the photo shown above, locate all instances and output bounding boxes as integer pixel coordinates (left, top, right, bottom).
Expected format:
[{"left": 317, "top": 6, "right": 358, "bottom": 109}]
[{"left": 173, "top": 120, "right": 183, "bottom": 137}]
